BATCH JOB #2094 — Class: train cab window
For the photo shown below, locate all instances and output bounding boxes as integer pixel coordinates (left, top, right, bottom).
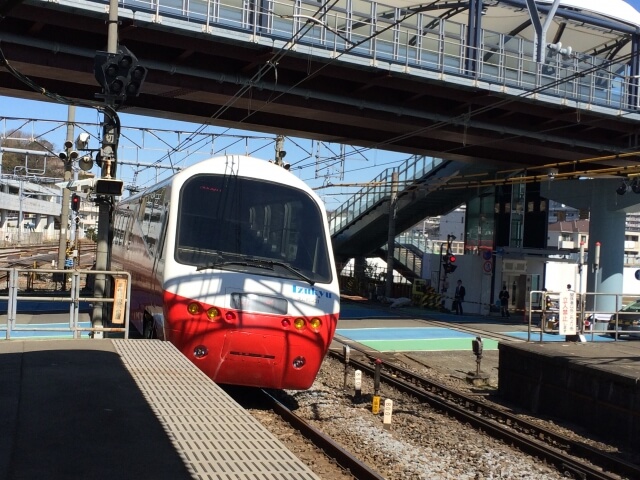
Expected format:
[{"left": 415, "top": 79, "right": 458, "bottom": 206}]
[{"left": 176, "top": 174, "right": 332, "bottom": 283}]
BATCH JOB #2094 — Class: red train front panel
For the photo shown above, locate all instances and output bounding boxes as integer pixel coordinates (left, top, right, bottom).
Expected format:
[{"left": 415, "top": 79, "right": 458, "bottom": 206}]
[{"left": 162, "top": 281, "right": 339, "bottom": 390}]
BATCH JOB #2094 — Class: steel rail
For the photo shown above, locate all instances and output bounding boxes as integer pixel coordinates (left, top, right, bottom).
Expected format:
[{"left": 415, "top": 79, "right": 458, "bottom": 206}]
[{"left": 260, "top": 389, "right": 386, "bottom": 480}]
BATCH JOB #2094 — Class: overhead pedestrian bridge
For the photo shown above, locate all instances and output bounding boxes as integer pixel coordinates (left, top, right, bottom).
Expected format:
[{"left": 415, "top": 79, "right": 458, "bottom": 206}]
[{"left": 3, "top": 0, "right": 640, "bottom": 277}]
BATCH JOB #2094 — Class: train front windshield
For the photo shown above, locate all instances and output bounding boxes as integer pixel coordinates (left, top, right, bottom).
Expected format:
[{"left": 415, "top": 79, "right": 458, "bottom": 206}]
[{"left": 176, "top": 173, "right": 332, "bottom": 283}]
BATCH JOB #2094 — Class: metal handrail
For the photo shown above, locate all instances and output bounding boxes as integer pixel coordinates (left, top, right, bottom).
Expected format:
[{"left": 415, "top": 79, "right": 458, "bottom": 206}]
[
  {"left": 526, "top": 290, "right": 633, "bottom": 342},
  {"left": 68, "top": 0, "right": 635, "bottom": 114},
  {"left": 0, "top": 267, "right": 131, "bottom": 340},
  {"left": 328, "top": 155, "right": 443, "bottom": 234}
]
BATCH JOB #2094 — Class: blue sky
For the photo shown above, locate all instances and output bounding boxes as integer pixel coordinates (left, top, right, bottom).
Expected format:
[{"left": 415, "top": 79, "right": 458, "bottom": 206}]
[{"left": 3, "top": 0, "right": 640, "bottom": 209}]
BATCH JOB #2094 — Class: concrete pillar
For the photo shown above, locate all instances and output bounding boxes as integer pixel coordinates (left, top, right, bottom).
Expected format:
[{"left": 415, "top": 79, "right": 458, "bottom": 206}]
[
  {"left": 46, "top": 215, "right": 56, "bottom": 243},
  {"left": 542, "top": 178, "right": 638, "bottom": 314},
  {"left": 586, "top": 199, "right": 625, "bottom": 312},
  {"left": 354, "top": 256, "right": 368, "bottom": 297}
]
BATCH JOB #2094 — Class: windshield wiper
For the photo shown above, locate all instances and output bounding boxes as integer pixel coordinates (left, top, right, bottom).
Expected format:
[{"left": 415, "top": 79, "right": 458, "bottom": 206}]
[
  {"left": 196, "top": 259, "right": 274, "bottom": 272},
  {"left": 268, "top": 260, "right": 315, "bottom": 285}
]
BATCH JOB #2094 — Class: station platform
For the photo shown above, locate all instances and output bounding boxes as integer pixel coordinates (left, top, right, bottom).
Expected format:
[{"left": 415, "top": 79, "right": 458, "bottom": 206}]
[
  {"left": 499, "top": 340, "right": 640, "bottom": 445},
  {"left": 0, "top": 339, "right": 320, "bottom": 480},
  {"left": 336, "top": 298, "right": 640, "bottom": 446}
]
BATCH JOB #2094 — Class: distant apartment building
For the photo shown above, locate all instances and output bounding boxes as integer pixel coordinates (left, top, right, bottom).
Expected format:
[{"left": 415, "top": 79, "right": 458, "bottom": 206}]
[{"left": 546, "top": 201, "right": 640, "bottom": 265}]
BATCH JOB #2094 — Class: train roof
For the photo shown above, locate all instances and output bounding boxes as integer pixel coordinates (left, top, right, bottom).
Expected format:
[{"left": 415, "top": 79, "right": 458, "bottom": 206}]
[{"left": 120, "top": 155, "right": 323, "bottom": 205}]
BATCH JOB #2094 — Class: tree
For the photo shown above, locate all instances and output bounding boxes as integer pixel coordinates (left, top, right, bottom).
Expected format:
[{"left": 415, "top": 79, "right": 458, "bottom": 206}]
[{"left": 85, "top": 227, "right": 98, "bottom": 243}]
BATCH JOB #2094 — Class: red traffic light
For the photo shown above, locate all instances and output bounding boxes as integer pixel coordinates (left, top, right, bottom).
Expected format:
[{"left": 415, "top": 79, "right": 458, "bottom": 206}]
[
  {"left": 448, "top": 255, "right": 456, "bottom": 263},
  {"left": 71, "top": 194, "right": 80, "bottom": 212}
]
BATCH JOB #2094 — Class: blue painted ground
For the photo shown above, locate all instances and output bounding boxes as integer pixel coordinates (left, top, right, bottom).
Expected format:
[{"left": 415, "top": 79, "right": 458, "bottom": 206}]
[
  {"left": 505, "top": 331, "right": 619, "bottom": 342},
  {"left": 0, "top": 300, "right": 92, "bottom": 313},
  {"left": 338, "top": 327, "right": 474, "bottom": 340},
  {"left": 338, "top": 302, "right": 621, "bottom": 348},
  {"left": 0, "top": 322, "right": 93, "bottom": 339},
  {"left": 336, "top": 327, "right": 499, "bottom": 352},
  {"left": 336, "top": 325, "right": 619, "bottom": 352}
]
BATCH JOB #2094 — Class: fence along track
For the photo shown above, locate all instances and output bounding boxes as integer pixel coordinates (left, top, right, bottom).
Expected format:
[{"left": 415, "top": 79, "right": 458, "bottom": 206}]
[{"left": 0, "top": 265, "right": 130, "bottom": 340}]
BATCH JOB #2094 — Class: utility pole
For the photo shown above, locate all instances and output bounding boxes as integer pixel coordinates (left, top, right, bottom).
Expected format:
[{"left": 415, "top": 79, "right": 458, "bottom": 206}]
[
  {"left": 275, "top": 135, "right": 286, "bottom": 166},
  {"left": 57, "top": 106, "right": 76, "bottom": 289},
  {"left": 91, "top": 0, "right": 119, "bottom": 337},
  {"left": 91, "top": 0, "right": 147, "bottom": 337}
]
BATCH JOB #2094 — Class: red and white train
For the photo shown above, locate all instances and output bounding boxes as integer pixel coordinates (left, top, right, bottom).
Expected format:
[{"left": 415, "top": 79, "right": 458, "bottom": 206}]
[{"left": 111, "top": 155, "right": 340, "bottom": 389}]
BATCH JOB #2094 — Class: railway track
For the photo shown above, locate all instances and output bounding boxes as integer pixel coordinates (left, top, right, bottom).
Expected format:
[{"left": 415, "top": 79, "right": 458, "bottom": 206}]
[
  {"left": 231, "top": 386, "right": 385, "bottom": 480},
  {"left": 327, "top": 341, "right": 638, "bottom": 480},
  {"left": 0, "top": 243, "right": 97, "bottom": 268},
  {"left": 0, "top": 243, "right": 97, "bottom": 288}
]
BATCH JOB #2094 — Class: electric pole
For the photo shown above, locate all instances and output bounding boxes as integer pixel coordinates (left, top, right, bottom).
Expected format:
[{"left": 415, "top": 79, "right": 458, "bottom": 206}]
[
  {"left": 91, "top": 0, "right": 147, "bottom": 336},
  {"left": 57, "top": 106, "right": 76, "bottom": 290},
  {"left": 275, "top": 135, "right": 286, "bottom": 166}
]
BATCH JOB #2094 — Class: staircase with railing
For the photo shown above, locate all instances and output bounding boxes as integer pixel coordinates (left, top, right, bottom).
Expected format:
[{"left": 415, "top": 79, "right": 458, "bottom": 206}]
[
  {"left": 329, "top": 154, "right": 483, "bottom": 262},
  {"left": 378, "top": 243, "right": 424, "bottom": 282},
  {"left": 329, "top": 156, "right": 445, "bottom": 236}
]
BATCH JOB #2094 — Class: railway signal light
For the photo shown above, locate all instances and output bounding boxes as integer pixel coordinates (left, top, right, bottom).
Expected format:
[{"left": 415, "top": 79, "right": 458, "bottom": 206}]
[
  {"left": 443, "top": 254, "right": 457, "bottom": 274},
  {"left": 443, "top": 263, "right": 457, "bottom": 274},
  {"left": 71, "top": 194, "right": 80, "bottom": 212},
  {"left": 94, "top": 46, "right": 147, "bottom": 100}
]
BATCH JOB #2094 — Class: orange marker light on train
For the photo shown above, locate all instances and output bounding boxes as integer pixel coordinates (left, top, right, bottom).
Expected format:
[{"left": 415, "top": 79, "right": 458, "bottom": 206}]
[
  {"left": 206, "top": 307, "right": 220, "bottom": 320},
  {"left": 187, "top": 302, "right": 201, "bottom": 315},
  {"left": 309, "top": 317, "right": 322, "bottom": 331}
]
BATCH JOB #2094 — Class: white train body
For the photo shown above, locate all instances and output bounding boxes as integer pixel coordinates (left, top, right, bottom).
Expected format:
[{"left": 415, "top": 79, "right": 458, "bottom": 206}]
[{"left": 112, "top": 155, "right": 340, "bottom": 389}]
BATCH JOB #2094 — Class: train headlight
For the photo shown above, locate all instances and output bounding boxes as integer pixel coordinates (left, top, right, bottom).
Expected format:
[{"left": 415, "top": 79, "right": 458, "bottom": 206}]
[
  {"left": 309, "top": 317, "right": 322, "bottom": 331},
  {"left": 187, "top": 302, "right": 201, "bottom": 315},
  {"left": 206, "top": 307, "right": 220, "bottom": 321},
  {"left": 292, "top": 356, "right": 306, "bottom": 369},
  {"left": 293, "top": 317, "right": 306, "bottom": 330},
  {"left": 194, "top": 345, "right": 208, "bottom": 358}
]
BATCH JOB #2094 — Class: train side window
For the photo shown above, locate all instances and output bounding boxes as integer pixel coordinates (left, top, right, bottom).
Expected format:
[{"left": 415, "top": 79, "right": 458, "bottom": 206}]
[
  {"left": 141, "top": 189, "right": 165, "bottom": 256},
  {"left": 154, "top": 202, "right": 169, "bottom": 272}
]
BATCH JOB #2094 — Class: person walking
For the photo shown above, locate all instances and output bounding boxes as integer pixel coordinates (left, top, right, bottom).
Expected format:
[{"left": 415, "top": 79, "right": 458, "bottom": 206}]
[
  {"left": 454, "top": 280, "right": 466, "bottom": 315},
  {"left": 499, "top": 284, "right": 510, "bottom": 318}
]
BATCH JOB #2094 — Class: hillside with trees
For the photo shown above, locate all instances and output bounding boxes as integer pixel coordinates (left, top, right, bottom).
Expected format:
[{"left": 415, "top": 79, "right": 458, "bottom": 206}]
[{"left": 1, "top": 130, "right": 64, "bottom": 179}]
